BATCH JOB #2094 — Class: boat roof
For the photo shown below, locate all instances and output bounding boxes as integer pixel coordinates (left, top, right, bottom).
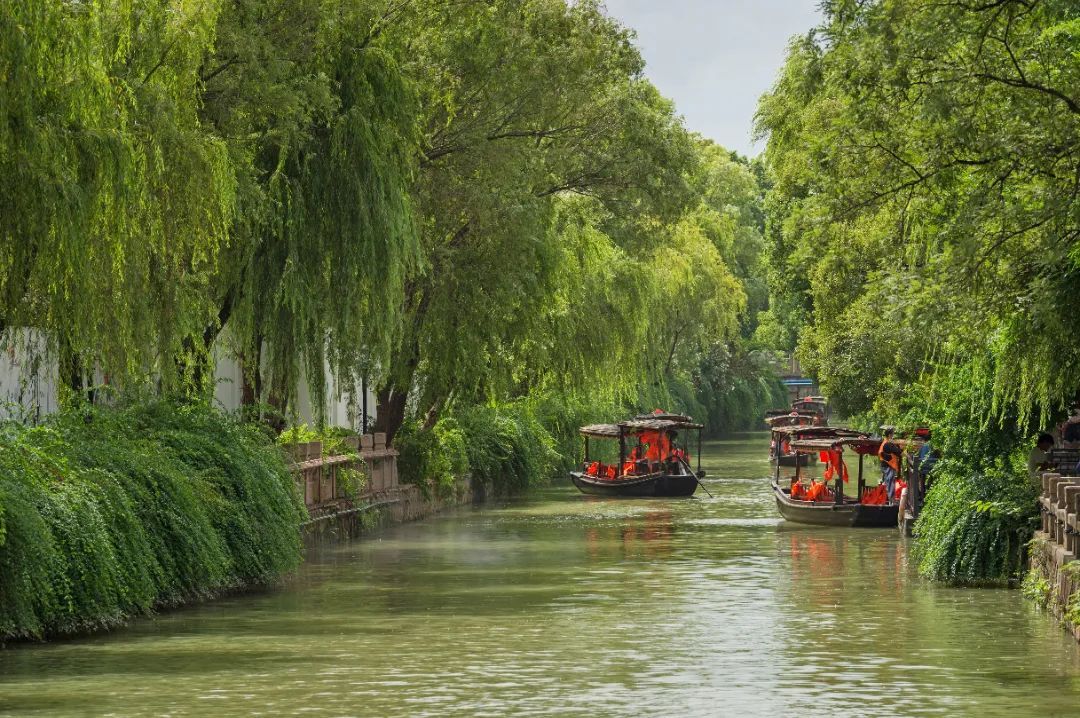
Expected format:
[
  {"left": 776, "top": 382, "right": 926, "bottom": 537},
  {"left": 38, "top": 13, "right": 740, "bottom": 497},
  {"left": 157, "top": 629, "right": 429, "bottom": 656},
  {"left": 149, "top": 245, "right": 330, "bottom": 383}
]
[
  {"left": 579, "top": 414, "right": 703, "bottom": 438},
  {"left": 765, "top": 412, "right": 818, "bottom": 427},
  {"left": 771, "top": 425, "right": 865, "bottom": 439},
  {"left": 789, "top": 435, "right": 925, "bottom": 455}
]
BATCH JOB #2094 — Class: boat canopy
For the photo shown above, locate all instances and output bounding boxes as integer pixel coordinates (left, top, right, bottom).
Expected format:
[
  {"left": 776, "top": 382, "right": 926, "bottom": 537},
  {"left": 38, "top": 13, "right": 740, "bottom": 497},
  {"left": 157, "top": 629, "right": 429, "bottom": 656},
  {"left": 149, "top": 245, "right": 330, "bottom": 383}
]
[
  {"left": 580, "top": 424, "right": 622, "bottom": 438},
  {"left": 765, "top": 412, "right": 818, "bottom": 428},
  {"left": 789, "top": 435, "right": 924, "bottom": 455},
  {"left": 579, "top": 416, "right": 704, "bottom": 438},
  {"left": 771, "top": 425, "right": 865, "bottom": 440}
]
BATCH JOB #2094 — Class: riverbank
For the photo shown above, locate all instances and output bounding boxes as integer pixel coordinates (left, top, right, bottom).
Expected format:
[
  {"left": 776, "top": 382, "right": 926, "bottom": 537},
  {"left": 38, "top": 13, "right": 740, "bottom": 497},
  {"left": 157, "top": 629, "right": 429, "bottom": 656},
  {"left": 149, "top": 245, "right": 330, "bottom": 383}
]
[
  {"left": 0, "top": 401, "right": 305, "bottom": 643},
  {"left": 0, "top": 401, "right": 485, "bottom": 643}
]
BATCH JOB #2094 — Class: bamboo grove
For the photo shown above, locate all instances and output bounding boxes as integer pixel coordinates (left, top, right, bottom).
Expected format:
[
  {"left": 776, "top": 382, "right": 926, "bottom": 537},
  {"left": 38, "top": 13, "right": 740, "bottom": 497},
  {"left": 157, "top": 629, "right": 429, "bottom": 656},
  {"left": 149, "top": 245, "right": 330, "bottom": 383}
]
[
  {"left": 756, "top": 0, "right": 1080, "bottom": 584},
  {"left": 1, "top": 0, "right": 782, "bottom": 440}
]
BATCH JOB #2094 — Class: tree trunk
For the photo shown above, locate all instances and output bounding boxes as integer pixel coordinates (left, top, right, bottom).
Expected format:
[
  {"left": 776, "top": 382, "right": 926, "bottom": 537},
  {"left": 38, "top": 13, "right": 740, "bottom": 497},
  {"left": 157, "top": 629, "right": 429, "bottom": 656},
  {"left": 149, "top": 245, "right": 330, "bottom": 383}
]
[
  {"left": 58, "top": 336, "right": 85, "bottom": 401},
  {"left": 374, "top": 384, "right": 409, "bottom": 445}
]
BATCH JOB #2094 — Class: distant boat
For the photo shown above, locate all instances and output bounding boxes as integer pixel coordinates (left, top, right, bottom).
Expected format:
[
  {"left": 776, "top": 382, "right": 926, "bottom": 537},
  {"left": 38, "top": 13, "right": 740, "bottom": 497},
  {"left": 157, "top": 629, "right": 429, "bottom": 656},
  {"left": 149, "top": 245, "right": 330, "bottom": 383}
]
[
  {"left": 765, "top": 411, "right": 819, "bottom": 466},
  {"left": 569, "top": 411, "right": 705, "bottom": 498}
]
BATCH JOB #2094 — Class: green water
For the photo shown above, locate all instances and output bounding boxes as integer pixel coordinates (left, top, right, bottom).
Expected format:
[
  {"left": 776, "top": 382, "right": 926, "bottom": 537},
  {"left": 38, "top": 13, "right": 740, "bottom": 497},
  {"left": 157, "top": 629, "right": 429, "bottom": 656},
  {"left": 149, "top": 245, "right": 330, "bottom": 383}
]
[{"left": 2, "top": 433, "right": 1079, "bottom": 717}]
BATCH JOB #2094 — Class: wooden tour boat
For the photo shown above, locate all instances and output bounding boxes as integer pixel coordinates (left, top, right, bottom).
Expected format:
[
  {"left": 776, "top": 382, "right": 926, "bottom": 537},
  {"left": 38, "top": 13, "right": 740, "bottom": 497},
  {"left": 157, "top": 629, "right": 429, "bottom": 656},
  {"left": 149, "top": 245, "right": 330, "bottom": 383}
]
[
  {"left": 570, "top": 412, "right": 706, "bottom": 498},
  {"left": 771, "top": 432, "right": 922, "bottom": 528}
]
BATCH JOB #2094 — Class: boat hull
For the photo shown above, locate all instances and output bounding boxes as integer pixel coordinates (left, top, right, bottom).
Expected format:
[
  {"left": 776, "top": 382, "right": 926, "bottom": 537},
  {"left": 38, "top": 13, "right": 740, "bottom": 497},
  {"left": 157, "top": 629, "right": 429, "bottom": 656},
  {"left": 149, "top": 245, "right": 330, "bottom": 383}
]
[
  {"left": 570, "top": 472, "right": 698, "bottom": 497},
  {"left": 772, "top": 481, "right": 898, "bottom": 527}
]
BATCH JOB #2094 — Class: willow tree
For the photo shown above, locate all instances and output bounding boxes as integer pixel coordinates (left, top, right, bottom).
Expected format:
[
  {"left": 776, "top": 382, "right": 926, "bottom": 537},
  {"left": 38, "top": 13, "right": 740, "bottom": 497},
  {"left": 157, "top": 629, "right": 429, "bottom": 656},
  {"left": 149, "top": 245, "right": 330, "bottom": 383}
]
[
  {"left": 1, "top": 0, "right": 235, "bottom": 392},
  {"left": 757, "top": 0, "right": 1080, "bottom": 422},
  {"left": 196, "top": 0, "right": 420, "bottom": 413},
  {"left": 757, "top": 0, "right": 1080, "bottom": 583},
  {"left": 371, "top": 0, "right": 699, "bottom": 441}
]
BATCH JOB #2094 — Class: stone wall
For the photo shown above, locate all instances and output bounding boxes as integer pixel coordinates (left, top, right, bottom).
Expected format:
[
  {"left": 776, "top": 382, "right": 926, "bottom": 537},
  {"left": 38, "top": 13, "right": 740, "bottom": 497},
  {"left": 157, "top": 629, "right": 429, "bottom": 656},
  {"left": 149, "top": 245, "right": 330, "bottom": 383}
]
[{"left": 1028, "top": 472, "right": 1080, "bottom": 641}]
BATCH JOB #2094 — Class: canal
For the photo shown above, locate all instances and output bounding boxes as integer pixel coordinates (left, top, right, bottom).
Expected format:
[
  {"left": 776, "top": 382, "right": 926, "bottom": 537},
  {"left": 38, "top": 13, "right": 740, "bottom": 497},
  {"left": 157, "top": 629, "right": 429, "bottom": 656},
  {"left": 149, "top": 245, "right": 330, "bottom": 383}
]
[{"left": 2, "top": 433, "right": 1079, "bottom": 717}]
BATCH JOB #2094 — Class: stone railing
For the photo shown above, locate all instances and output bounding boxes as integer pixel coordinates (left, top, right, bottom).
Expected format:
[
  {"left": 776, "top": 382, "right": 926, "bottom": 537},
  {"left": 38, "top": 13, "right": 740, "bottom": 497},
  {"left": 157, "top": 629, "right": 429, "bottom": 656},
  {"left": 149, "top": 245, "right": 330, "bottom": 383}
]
[
  {"left": 1040, "top": 472, "right": 1080, "bottom": 564},
  {"left": 286, "top": 432, "right": 399, "bottom": 511},
  {"left": 1032, "top": 472, "right": 1080, "bottom": 641}
]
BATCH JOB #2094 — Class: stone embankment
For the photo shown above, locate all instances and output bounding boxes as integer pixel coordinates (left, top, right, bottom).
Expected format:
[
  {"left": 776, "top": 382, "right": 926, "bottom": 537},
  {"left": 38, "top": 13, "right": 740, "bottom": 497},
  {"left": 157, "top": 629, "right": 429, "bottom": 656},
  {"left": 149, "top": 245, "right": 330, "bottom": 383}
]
[{"left": 1029, "top": 471, "right": 1080, "bottom": 641}]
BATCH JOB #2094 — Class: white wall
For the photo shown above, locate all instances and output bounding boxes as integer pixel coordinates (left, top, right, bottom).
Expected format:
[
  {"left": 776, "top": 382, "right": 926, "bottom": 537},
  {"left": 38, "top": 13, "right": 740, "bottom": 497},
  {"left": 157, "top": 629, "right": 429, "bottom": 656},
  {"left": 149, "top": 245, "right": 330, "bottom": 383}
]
[
  {"left": 0, "top": 333, "right": 376, "bottom": 429},
  {"left": 0, "top": 330, "right": 59, "bottom": 422}
]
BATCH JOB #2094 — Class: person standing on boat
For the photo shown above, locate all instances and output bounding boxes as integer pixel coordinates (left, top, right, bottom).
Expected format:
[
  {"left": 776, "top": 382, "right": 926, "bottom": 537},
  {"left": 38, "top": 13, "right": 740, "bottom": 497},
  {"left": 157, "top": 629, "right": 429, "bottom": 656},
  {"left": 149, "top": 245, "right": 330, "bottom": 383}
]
[{"left": 878, "top": 428, "right": 902, "bottom": 504}]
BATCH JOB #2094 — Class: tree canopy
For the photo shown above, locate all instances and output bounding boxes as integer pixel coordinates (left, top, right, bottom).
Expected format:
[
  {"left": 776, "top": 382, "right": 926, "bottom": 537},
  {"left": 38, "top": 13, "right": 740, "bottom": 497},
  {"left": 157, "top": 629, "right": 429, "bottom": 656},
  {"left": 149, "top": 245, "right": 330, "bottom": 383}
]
[{"left": 2, "top": 0, "right": 776, "bottom": 437}]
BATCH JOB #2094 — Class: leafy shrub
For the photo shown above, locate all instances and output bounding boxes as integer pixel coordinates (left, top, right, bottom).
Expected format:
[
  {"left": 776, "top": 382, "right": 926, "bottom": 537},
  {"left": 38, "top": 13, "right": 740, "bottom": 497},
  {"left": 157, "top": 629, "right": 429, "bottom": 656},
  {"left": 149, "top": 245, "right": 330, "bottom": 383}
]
[
  {"left": 395, "top": 417, "right": 470, "bottom": 498},
  {"left": 913, "top": 461, "right": 1038, "bottom": 585},
  {"left": 277, "top": 423, "right": 358, "bottom": 457},
  {"left": 0, "top": 400, "right": 305, "bottom": 641},
  {"left": 456, "top": 403, "right": 560, "bottom": 496}
]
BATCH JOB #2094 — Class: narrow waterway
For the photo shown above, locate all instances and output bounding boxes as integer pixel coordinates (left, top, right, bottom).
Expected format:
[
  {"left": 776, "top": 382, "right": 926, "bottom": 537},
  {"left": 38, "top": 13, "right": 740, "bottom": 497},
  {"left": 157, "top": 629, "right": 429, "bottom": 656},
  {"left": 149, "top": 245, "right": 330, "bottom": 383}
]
[{"left": 2, "top": 433, "right": 1079, "bottom": 717}]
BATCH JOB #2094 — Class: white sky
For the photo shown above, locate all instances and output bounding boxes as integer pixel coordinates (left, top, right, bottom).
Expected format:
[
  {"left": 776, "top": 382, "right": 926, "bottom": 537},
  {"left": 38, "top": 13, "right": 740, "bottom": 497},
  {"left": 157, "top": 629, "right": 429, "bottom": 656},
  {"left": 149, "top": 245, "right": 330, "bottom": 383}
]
[{"left": 602, "top": 1, "right": 823, "bottom": 157}]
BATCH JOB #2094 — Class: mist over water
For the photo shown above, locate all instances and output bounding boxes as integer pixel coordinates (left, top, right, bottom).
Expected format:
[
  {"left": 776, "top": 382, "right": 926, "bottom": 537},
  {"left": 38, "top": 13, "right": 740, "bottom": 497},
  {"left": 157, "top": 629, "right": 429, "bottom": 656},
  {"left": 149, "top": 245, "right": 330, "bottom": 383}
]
[{"left": 2, "top": 433, "right": 1078, "bottom": 717}]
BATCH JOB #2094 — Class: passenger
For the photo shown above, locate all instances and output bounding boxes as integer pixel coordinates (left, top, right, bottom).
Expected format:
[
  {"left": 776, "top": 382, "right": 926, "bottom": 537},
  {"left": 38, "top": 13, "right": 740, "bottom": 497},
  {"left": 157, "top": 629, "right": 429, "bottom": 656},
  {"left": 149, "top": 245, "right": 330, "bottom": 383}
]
[
  {"left": 1027, "top": 433, "right": 1055, "bottom": 486},
  {"left": 878, "top": 428, "right": 902, "bottom": 505}
]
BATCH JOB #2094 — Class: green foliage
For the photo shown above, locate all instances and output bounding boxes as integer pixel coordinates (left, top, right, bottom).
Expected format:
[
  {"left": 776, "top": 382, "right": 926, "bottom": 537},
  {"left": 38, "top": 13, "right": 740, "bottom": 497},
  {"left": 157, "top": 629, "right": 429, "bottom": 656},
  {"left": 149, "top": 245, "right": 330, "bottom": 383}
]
[
  {"left": 757, "top": 0, "right": 1080, "bottom": 424},
  {"left": 456, "top": 404, "right": 560, "bottom": 496},
  {"left": 1065, "top": 563, "right": 1080, "bottom": 626},
  {"left": 0, "top": 401, "right": 304, "bottom": 641},
  {"left": 277, "top": 423, "right": 358, "bottom": 458},
  {"left": 395, "top": 418, "right": 470, "bottom": 498},
  {"left": 1, "top": 0, "right": 235, "bottom": 386},
  {"left": 904, "top": 360, "right": 1040, "bottom": 584},
  {"left": 912, "top": 463, "right": 1038, "bottom": 586}
]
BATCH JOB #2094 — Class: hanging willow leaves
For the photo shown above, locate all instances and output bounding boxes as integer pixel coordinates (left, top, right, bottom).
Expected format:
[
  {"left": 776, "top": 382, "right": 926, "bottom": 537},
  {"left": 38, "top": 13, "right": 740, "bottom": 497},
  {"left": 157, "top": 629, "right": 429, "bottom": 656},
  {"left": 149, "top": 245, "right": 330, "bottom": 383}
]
[{"left": 1, "top": 0, "right": 235, "bottom": 387}]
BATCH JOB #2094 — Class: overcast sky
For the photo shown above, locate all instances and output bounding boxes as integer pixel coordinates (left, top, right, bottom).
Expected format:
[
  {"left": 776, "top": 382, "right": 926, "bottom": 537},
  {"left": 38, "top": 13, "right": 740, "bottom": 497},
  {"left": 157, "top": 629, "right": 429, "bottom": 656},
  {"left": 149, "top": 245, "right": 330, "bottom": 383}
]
[{"left": 602, "top": 1, "right": 823, "bottom": 157}]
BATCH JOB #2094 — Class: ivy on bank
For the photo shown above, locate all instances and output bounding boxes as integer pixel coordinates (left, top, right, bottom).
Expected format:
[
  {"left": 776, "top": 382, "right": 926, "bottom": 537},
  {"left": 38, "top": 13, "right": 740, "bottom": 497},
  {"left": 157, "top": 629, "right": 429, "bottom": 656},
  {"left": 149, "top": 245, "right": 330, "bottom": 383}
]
[{"left": 0, "top": 401, "right": 305, "bottom": 641}]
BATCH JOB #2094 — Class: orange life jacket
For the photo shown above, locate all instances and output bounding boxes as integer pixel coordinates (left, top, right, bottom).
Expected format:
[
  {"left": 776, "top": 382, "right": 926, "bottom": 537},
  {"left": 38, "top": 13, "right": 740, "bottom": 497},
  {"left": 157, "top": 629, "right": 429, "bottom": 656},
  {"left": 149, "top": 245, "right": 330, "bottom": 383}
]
[
  {"left": 823, "top": 449, "right": 849, "bottom": 483},
  {"left": 878, "top": 440, "right": 900, "bottom": 472},
  {"left": 861, "top": 484, "right": 888, "bottom": 505},
  {"left": 586, "top": 461, "right": 600, "bottom": 476},
  {"left": 805, "top": 480, "right": 834, "bottom": 502}
]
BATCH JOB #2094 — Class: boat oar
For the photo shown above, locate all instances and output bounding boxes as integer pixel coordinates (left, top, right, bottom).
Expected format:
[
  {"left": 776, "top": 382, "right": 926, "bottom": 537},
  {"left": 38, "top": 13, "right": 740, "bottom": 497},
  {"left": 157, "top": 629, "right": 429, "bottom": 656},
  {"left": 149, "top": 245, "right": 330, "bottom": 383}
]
[{"left": 695, "top": 474, "right": 714, "bottom": 498}]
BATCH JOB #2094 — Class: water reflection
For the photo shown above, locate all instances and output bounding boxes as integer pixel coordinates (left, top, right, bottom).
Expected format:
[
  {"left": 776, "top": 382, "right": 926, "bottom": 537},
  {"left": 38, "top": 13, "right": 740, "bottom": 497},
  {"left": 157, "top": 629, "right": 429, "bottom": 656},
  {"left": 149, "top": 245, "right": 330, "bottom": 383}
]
[{"left": 1, "top": 433, "right": 1078, "bottom": 718}]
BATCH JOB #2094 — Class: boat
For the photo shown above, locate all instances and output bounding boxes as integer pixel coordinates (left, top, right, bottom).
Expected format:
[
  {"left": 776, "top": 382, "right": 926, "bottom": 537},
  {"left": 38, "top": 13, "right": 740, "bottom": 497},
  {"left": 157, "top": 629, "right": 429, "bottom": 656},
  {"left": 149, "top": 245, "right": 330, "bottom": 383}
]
[
  {"left": 792, "top": 396, "right": 830, "bottom": 425},
  {"left": 771, "top": 432, "right": 920, "bottom": 528},
  {"left": 569, "top": 411, "right": 705, "bottom": 497},
  {"left": 766, "top": 412, "right": 820, "bottom": 466}
]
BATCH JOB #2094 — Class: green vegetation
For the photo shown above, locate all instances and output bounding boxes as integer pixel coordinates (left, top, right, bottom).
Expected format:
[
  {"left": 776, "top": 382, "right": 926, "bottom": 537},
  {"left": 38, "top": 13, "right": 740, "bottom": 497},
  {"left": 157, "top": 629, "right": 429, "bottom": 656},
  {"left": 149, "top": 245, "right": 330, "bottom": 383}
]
[
  {"left": 0, "top": 400, "right": 304, "bottom": 641},
  {"left": 755, "top": 0, "right": 1079, "bottom": 585},
  {"left": 3, "top": 1, "right": 779, "bottom": 451}
]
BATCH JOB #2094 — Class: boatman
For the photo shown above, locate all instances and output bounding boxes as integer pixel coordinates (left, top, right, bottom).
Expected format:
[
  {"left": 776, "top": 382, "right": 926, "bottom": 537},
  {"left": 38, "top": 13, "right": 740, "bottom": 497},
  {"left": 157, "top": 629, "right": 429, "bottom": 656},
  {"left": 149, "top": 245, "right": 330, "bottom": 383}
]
[{"left": 878, "top": 427, "right": 902, "bottom": 505}]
